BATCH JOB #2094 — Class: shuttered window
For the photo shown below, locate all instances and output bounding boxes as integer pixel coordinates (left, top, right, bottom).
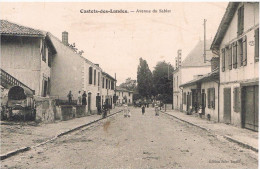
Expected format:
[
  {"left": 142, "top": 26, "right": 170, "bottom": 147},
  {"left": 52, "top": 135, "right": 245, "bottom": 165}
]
[
  {"left": 238, "top": 39, "right": 243, "bottom": 67},
  {"left": 228, "top": 45, "right": 232, "bottom": 70},
  {"left": 221, "top": 48, "right": 225, "bottom": 72},
  {"left": 42, "top": 41, "right": 46, "bottom": 62},
  {"left": 207, "top": 88, "right": 215, "bottom": 109},
  {"left": 233, "top": 42, "right": 237, "bottom": 68},
  {"left": 237, "top": 5, "right": 244, "bottom": 36},
  {"left": 233, "top": 87, "right": 241, "bottom": 112},
  {"left": 94, "top": 70, "right": 96, "bottom": 85},
  {"left": 242, "top": 36, "right": 247, "bottom": 66},
  {"left": 98, "top": 72, "right": 100, "bottom": 86},
  {"left": 89, "top": 67, "right": 93, "bottom": 84},
  {"left": 102, "top": 77, "right": 104, "bottom": 88},
  {"left": 255, "top": 28, "right": 259, "bottom": 62}
]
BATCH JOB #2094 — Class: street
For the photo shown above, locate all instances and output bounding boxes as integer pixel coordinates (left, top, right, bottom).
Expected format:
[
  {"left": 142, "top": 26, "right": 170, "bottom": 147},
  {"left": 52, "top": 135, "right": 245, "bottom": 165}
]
[{"left": 1, "top": 107, "right": 258, "bottom": 169}]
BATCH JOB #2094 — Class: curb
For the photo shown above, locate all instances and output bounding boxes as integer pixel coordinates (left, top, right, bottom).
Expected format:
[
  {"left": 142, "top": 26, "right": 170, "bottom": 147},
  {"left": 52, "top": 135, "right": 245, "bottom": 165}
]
[
  {"left": 0, "top": 109, "right": 123, "bottom": 161},
  {"left": 162, "top": 111, "right": 258, "bottom": 153}
]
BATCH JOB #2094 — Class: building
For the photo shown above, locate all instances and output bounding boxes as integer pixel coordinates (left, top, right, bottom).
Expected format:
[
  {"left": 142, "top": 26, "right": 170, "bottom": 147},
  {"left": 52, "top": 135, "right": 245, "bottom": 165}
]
[
  {"left": 115, "top": 86, "right": 133, "bottom": 105},
  {"left": 173, "top": 40, "right": 216, "bottom": 111},
  {"left": 180, "top": 57, "right": 220, "bottom": 122},
  {"left": 0, "top": 20, "right": 56, "bottom": 97},
  {"left": 211, "top": 2, "right": 259, "bottom": 131},
  {"left": 101, "top": 72, "right": 116, "bottom": 109},
  {"left": 49, "top": 32, "right": 103, "bottom": 114}
]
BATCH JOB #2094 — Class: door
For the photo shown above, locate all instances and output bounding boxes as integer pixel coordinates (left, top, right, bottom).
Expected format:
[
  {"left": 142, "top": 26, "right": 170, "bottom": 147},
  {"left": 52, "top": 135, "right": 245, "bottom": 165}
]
[
  {"left": 88, "top": 93, "right": 92, "bottom": 113},
  {"left": 201, "top": 90, "right": 206, "bottom": 115},
  {"left": 243, "top": 86, "right": 258, "bottom": 131},
  {"left": 223, "top": 88, "right": 231, "bottom": 124}
]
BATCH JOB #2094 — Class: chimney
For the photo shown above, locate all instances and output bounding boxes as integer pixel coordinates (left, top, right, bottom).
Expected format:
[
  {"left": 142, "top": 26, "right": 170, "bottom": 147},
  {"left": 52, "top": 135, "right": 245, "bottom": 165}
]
[
  {"left": 211, "top": 57, "right": 219, "bottom": 72},
  {"left": 62, "top": 31, "right": 68, "bottom": 45}
]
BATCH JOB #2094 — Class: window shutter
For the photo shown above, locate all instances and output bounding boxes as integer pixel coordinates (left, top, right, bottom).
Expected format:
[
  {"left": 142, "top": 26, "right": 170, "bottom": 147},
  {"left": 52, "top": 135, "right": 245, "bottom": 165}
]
[
  {"left": 222, "top": 48, "right": 225, "bottom": 72},
  {"left": 242, "top": 36, "right": 247, "bottom": 66},
  {"left": 89, "top": 67, "right": 93, "bottom": 84},
  {"left": 237, "top": 88, "right": 241, "bottom": 112},
  {"left": 229, "top": 45, "right": 232, "bottom": 70},
  {"left": 255, "top": 28, "right": 259, "bottom": 62},
  {"left": 233, "top": 42, "right": 237, "bottom": 68}
]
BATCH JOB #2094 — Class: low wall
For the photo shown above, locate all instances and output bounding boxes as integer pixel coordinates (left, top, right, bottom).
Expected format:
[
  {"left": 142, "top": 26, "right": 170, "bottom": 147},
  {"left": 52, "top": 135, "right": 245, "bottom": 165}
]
[
  {"left": 35, "top": 96, "right": 56, "bottom": 123},
  {"left": 75, "top": 105, "right": 87, "bottom": 118}
]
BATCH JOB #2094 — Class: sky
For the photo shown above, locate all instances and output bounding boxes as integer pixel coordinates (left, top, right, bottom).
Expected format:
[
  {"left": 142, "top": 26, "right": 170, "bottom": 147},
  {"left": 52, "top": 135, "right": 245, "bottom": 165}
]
[{"left": 1, "top": 2, "right": 228, "bottom": 84}]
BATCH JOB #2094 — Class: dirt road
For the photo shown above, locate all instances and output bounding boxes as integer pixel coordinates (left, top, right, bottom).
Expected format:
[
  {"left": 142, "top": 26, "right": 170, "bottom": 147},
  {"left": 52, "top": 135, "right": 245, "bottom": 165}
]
[{"left": 1, "top": 107, "right": 258, "bottom": 169}]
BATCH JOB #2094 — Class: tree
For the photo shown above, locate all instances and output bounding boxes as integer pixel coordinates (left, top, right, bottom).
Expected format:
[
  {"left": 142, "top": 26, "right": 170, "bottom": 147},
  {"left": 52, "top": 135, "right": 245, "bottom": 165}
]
[
  {"left": 119, "top": 78, "right": 137, "bottom": 91},
  {"left": 152, "top": 61, "right": 174, "bottom": 104},
  {"left": 137, "top": 58, "right": 153, "bottom": 99},
  {"left": 69, "top": 43, "right": 84, "bottom": 56}
]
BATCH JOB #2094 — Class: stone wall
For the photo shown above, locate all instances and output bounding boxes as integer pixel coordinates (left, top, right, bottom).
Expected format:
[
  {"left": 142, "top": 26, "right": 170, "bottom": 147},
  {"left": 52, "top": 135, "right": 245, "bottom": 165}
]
[{"left": 35, "top": 96, "right": 56, "bottom": 123}]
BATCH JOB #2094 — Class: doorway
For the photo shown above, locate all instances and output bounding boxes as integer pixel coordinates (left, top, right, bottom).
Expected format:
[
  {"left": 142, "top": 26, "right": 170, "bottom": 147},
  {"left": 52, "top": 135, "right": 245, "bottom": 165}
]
[
  {"left": 88, "top": 93, "right": 92, "bottom": 113},
  {"left": 223, "top": 88, "right": 231, "bottom": 124},
  {"left": 242, "top": 85, "right": 258, "bottom": 131}
]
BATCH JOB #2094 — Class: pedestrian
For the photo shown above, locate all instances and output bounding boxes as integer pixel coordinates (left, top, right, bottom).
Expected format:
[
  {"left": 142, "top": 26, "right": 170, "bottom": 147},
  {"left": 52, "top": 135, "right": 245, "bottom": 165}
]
[
  {"left": 155, "top": 104, "right": 159, "bottom": 116},
  {"left": 77, "top": 91, "right": 82, "bottom": 105},
  {"left": 82, "top": 91, "right": 87, "bottom": 105},
  {"left": 123, "top": 102, "right": 130, "bottom": 117},
  {"left": 142, "top": 105, "right": 145, "bottom": 115},
  {"left": 96, "top": 93, "right": 101, "bottom": 115},
  {"left": 67, "top": 91, "right": 73, "bottom": 104}
]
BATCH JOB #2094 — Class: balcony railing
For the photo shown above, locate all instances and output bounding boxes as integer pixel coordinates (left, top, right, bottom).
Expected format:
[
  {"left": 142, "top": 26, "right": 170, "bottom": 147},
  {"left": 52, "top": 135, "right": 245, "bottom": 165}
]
[{"left": 0, "top": 68, "right": 35, "bottom": 95}]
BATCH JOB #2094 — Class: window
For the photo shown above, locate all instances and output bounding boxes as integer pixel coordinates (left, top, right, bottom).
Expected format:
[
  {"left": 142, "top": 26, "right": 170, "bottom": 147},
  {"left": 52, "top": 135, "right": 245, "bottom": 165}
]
[
  {"left": 98, "top": 72, "right": 100, "bottom": 86},
  {"left": 242, "top": 36, "right": 247, "bottom": 66},
  {"left": 233, "top": 42, "right": 238, "bottom": 68},
  {"left": 221, "top": 48, "right": 225, "bottom": 72},
  {"left": 233, "top": 87, "right": 241, "bottom": 112},
  {"left": 109, "top": 80, "right": 110, "bottom": 89},
  {"left": 111, "top": 81, "right": 114, "bottom": 90},
  {"left": 106, "top": 79, "right": 108, "bottom": 89},
  {"left": 255, "top": 28, "right": 259, "bottom": 62},
  {"left": 42, "top": 41, "right": 46, "bottom": 62},
  {"left": 94, "top": 69, "right": 96, "bottom": 85},
  {"left": 237, "top": 5, "right": 244, "bottom": 36},
  {"left": 89, "top": 67, "right": 93, "bottom": 84},
  {"left": 207, "top": 88, "right": 215, "bottom": 109},
  {"left": 183, "top": 92, "right": 187, "bottom": 104},
  {"left": 48, "top": 50, "right": 51, "bottom": 67},
  {"left": 102, "top": 77, "right": 104, "bottom": 88}
]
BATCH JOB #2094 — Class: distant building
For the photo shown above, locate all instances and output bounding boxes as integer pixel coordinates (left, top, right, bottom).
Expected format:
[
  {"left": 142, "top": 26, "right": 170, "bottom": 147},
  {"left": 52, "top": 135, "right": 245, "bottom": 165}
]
[
  {"left": 173, "top": 41, "right": 217, "bottom": 111},
  {"left": 0, "top": 20, "right": 56, "bottom": 97},
  {"left": 211, "top": 2, "right": 259, "bottom": 131},
  {"left": 115, "top": 86, "right": 133, "bottom": 105},
  {"left": 101, "top": 72, "right": 116, "bottom": 109}
]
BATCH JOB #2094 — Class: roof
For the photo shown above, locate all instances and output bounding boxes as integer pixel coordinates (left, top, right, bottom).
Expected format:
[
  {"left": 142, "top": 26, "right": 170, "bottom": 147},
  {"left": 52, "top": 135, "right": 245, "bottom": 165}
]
[
  {"left": 102, "top": 72, "right": 116, "bottom": 81},
  {"left": 180, "top": 69, "right": 219, "bottom": 88},
  {"left": 210, "top": 2, "right": 239, "bottom": 53},
  {"left": 181, "top": 40, "right": 216, "bottom": 67},
  {"left": 116, "top": 86, "right": 134, "bottom": 93},
  {"left": 0, "top": 20, "right": 44, "bottom": 37}
]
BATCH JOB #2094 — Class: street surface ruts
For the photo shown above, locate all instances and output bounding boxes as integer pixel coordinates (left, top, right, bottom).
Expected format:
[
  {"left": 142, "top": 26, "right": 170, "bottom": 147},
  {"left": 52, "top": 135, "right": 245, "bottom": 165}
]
[{"left": 1, "top": 107, "right": 258, "bottom": 169}]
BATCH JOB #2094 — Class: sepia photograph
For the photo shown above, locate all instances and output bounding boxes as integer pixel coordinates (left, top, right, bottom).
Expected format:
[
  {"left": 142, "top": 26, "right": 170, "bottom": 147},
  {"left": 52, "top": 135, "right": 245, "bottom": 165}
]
[{"left": 0, "top": 1, "right": 259, "bottom": 168}]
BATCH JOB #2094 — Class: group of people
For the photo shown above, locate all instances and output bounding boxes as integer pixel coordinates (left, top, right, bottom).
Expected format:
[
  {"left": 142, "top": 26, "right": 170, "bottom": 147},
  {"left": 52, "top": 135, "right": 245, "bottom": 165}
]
[
  {"left": 67, "top": 90, "right": 87, "bottom": 105},
  {"left": 141, "top": 104, "right": 159, "bottom": 116}
]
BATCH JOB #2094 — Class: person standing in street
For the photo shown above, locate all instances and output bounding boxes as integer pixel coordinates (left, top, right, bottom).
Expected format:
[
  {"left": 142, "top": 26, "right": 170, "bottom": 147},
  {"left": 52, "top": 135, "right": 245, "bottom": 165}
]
[
  {"left": 142, "top": 105, "right": 145, "bottom": 115},
  {"left": 82, "top": 91, "right": 87, "bottom": 105},
  {"left": 77, "top": 91, "right": 82, "bottom": 105},
  {"left": 67, "top": 91, "right": 73, "bottom": 104}
]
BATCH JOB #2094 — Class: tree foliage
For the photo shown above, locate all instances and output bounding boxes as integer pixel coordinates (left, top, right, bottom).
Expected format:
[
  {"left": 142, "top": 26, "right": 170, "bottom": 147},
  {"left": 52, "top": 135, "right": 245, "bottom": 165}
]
[
  {"left": 152, "top": 61, "right": 174, "bottom": 103},
  {"left": 119, "top": 78, "right": 137, "bottom": 91},
  {"left": 137, "top": 58, "right": 153, "bottom": 99}
]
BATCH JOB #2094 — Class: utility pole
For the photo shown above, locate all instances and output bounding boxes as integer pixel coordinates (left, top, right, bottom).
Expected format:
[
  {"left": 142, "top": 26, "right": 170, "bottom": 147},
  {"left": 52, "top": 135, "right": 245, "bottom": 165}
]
[{"left": 203, "top": 19, "right": 207, "bottom": 63}]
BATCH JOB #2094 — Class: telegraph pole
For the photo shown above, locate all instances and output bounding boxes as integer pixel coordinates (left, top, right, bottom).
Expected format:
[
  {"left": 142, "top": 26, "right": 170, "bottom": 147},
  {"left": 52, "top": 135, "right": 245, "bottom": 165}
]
[{"left": 203, "top": 19, "right": 207, "bottom": 63}]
